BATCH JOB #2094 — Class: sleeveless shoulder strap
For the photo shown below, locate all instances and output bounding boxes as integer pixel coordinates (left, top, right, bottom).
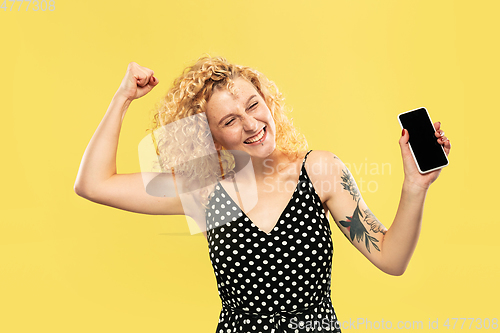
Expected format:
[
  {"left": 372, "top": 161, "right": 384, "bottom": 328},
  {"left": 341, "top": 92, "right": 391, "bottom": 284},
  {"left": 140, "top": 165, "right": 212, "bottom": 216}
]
[{"left": 301, "top": 150, "right": 313, "bottom": 168}]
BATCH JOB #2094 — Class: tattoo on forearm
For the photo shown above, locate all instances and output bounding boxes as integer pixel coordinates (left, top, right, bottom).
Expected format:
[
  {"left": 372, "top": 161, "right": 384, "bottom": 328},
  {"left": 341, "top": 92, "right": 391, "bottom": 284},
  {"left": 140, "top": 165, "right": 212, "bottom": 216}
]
[{"left": 339, "top": 167, "right": 386, "bottom": 253}]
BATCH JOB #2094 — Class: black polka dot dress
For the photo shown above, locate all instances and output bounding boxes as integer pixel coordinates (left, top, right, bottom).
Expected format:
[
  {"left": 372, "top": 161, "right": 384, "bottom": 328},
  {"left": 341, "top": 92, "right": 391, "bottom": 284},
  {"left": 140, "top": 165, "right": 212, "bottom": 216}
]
[{"left": 205, "top": 150, "right": 342, "bottom": 333}]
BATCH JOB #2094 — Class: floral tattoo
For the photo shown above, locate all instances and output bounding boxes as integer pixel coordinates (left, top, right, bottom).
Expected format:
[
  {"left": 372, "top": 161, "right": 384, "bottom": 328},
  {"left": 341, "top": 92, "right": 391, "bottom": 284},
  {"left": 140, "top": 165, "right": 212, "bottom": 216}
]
[{"left": 340, "top": 169, "right": 360, "bottom": 202}]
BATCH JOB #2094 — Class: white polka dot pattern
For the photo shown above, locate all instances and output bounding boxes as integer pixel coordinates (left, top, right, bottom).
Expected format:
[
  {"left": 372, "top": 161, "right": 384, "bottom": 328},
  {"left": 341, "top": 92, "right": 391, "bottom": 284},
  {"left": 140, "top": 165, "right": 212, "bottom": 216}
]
[{"left": 205, "top": 150, "right": 341, "bottom": 332}]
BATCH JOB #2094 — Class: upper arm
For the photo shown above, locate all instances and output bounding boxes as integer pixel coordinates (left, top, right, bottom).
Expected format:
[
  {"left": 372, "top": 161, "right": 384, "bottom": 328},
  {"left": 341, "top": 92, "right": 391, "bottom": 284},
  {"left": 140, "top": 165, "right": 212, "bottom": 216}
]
[
  {"left": 75, "top": 172, "right": 186, "bottom": 216},
  {"left": 319, "top": 151, "right": 388, "bottom": 266}
]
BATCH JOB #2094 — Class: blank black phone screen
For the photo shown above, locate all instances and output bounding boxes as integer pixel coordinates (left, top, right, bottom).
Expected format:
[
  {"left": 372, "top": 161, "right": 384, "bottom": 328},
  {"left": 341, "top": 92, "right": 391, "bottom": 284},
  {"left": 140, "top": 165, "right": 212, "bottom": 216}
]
[{"left": 398, "top": 108, "right": 448, "bottom": 173}]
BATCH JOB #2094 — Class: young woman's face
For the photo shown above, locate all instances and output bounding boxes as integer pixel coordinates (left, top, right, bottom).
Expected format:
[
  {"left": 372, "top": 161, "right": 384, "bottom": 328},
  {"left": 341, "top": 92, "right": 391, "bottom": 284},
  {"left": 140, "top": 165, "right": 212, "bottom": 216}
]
[{"left": 205, "top": 77, "right": 277, "bottom": 157}]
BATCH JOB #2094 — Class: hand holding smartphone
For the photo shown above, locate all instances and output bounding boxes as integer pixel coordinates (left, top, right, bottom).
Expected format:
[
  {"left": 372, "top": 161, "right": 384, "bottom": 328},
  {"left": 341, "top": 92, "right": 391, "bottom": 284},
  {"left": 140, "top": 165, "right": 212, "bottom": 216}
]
[{"left": 397, "top": 107, "right": 449, "bottom": 174}]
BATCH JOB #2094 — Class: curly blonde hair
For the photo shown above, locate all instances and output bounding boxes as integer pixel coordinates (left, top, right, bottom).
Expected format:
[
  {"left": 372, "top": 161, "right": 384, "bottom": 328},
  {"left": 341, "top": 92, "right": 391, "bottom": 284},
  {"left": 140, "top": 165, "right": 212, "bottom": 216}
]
[{"left": 146, "top": 55, "right": 308, "bottom": 210}]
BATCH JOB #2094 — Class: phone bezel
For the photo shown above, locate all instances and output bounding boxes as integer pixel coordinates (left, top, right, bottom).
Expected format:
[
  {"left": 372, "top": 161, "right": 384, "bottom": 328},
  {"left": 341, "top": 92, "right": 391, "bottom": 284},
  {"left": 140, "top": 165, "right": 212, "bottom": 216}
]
[{"left": 397, "top": 107, "right": 449, "bottom": 174}]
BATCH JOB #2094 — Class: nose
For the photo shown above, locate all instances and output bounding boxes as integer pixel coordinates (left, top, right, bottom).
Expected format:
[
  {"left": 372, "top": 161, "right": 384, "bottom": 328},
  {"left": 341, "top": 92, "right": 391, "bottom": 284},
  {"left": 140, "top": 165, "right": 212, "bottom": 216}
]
[{"left": 242, "top": 114, "right": 259, "bottom": 132}]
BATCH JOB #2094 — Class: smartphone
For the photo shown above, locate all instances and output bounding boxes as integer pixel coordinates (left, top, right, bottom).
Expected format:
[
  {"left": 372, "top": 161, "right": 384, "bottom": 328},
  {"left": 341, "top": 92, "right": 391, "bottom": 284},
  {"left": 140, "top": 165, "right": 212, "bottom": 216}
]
[{"left": 397, "top": 107, "right": 449, "bottom": 174}]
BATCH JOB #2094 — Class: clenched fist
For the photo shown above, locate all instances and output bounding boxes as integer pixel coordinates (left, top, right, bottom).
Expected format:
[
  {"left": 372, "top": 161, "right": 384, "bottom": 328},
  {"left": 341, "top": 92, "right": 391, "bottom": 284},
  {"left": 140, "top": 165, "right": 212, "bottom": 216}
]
[{"left": 116, "top": 62, "right": 159, "bottom": 101}]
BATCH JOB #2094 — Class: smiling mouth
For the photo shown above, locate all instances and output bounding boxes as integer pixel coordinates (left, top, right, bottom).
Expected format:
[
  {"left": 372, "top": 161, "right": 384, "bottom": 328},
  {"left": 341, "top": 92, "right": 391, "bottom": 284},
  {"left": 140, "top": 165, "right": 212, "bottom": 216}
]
[{"left": 244, "top": 126, "right": 266, "bottom": 144}]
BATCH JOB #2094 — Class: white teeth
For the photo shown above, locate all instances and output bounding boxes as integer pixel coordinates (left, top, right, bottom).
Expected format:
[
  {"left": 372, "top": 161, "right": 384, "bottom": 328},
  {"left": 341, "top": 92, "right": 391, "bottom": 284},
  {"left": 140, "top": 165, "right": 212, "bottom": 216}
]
[{"left": 244, "top": 128, "right": 265, "bottom": 144}]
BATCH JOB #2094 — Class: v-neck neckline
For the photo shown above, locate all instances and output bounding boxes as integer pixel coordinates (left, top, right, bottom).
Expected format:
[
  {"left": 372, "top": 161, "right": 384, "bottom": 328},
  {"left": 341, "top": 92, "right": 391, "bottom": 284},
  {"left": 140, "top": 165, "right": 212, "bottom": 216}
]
[{"left": 216, "top": 150, "right": 311, "bottom": 236}]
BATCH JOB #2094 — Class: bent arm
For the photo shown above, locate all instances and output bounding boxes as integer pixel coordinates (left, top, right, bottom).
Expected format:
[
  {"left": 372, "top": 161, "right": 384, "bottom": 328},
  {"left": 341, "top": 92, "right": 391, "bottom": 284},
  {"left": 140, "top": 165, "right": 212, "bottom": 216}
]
[
  {"left": 323, "top": 122, "right": 450, "bottom": 275},
  {"left": 74, "top": 92, "right": 131, "bottom": 196},
  {"left": 73, "top": 92, "right": 186, "bottom": 216},
  {"left": 379, "top": 121, "right": 451, "bottom": 274},
  {"left": 323, "top": 152, "right": 425, "bottom": 276},
  {"left": 73, "top": 62, "right": 193, "bottom": 218}
]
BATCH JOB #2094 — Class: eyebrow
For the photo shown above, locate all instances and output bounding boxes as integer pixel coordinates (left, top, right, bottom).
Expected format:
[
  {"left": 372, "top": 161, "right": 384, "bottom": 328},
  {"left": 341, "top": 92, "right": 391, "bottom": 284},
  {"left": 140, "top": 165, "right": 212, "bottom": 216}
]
[{"left": 217, "top": 94, "right": 258, "bottom": 126}]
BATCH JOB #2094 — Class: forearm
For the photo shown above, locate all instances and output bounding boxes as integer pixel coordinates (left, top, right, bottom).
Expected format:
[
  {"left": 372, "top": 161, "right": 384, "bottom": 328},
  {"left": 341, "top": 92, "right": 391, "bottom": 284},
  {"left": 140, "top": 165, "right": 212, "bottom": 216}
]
[
  {"left": 379, "top": 180, "right": 428, "bottom": 275},
  {"left": 74, "top": 92, "right": 132, "bottom": 195}
]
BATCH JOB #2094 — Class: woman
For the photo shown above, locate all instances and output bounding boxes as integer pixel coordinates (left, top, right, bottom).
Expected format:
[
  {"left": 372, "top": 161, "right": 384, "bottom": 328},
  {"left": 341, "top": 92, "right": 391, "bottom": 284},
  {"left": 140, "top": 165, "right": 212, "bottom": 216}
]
[{"left": 74, "top": 56, "right": 451, "bottom": 332}]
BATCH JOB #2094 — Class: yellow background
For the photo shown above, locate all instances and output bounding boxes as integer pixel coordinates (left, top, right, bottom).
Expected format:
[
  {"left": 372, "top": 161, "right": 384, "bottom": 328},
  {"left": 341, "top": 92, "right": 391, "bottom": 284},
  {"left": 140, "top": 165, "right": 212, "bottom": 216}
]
[{"left": 1, "top": 0, "right": 498, "bottom": 332}]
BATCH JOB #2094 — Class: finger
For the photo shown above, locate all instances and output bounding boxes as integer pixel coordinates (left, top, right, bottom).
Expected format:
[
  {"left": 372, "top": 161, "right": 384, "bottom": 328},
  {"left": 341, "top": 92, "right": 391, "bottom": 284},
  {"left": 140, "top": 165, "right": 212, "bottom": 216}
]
[
  {"left": 134, "top": 67, "right": 152, "bottom": 87},
  {"left": 145, "top": 73, "right": 158, "bottom": 87},
  {"left": 128, "top": 62, "right": 143, "bottom": 83},
  {"left": 399, "top": 129, "right": 418, "bottom": 172},
  {"left": 150, "top": 75, "right": 159, "bottom": 86},
  {"left": 133, "top": 73, "right": 146, "bottom": 86},
  {"left": 435, "top": 129, "right": 445, "bottom": 138},
  {"left": 437, "top": 135, "right": 448, "bottom": 144},
  {"left": 399, "top": 128, "right": 409, "bottom": 146},
  {"left": 143, "top": 71, "right": 157, "bottom": 87},
  {"left": 136, "top": 72, "right": 149, "bottom": 87},
  {"left": 438, "top": 136, "right": 451, "bottom": 156},
  {"left": 433, "top": 121, "right": 441, "bottom": 131},
  {"left": 399, "top": 129, "right": 411, "bottom": 157},
  {"left": 138, "top": 75, "right": 159, "bottom": 96},
  {"left": 444, "top": 139, "right": 451, "bottom": 155},
  {"left": 141, "top": 68, "right": 155, "bottom": 85}
]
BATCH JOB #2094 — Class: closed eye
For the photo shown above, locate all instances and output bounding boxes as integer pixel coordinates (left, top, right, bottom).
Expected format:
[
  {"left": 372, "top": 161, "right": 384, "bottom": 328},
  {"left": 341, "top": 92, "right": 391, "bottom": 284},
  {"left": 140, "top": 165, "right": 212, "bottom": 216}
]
[{"left": 224, "top": 102, "right": 259, "bottom": 126}]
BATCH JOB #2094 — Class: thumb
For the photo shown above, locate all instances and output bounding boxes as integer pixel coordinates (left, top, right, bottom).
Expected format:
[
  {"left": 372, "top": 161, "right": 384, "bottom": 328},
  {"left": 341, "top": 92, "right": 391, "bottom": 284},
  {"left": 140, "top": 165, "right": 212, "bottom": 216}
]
[
  {"left": 399, "top": 128, "right": 409, "bottom": 147},
  {"left": 141, "top": 76, "right": 159, "bottom": 93},
  {"left": 149, "top": 75, "right": 159, "bottom": 88},
  {"left": 399, "top": 128, "right": 410, "bottom": 153},
  {"left": 399, "top": 128, "right": 412, "bottom": 159}
]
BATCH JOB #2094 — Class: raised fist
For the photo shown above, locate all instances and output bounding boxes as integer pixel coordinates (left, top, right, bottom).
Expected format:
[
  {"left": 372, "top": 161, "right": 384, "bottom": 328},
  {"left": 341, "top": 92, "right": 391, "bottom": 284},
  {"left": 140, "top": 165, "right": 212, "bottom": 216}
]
[{"left": 116, "top": 62, "right": 159, "bottom": 101}]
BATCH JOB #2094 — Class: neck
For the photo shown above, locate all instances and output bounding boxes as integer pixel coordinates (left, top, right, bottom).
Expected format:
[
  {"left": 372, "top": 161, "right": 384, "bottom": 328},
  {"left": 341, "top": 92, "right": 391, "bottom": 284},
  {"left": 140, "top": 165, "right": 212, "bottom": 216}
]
[{"left": 240, "top": 149, "right": 292, "bottom": 182}]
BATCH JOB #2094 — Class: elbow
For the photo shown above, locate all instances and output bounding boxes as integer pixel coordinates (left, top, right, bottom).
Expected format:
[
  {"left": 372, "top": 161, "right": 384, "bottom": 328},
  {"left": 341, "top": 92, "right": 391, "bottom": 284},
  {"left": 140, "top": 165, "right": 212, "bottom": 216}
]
[
  {"left": 74, "top": 183, "right": 85, "bottom": 197},
  {"left": 74, "top": 182, "right": 92, "bottom": 199},
  {"left": 385, "top": 268, "right": 406, "bottom": 276},
  {"left": 375, "top": 252, "right": 410, "bottom": 276},
  {"left": 378, "top": 263, "right": 408, "bottom": 276}
]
